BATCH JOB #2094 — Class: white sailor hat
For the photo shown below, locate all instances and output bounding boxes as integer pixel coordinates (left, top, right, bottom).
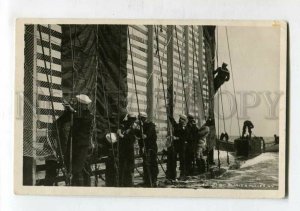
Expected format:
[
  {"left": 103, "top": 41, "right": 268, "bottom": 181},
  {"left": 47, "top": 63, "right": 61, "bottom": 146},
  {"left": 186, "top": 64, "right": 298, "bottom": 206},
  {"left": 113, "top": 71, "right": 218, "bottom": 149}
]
[
  {"left": 179, "top": 114, "right": 187, "bottom": 121},
  {"left": 127, "top": 112, "right": 136, "bottom": 119},
  {"left": 76, "top": 94, "right": 92, "bottom": 105},
  {"left": 105, "top": 132, "right": 118, "bottom": 144},
  {"left": 139, "top": 111, "right": 147, "bottom": 118},
  {"left": 187, "top": 113, "right": 194, "bottom": 119}
]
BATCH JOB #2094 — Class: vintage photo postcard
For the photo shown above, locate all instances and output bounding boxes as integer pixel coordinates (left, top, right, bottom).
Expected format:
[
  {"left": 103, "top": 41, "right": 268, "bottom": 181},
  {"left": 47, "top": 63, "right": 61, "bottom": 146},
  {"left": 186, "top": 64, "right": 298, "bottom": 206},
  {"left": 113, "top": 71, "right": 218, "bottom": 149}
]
[{"left": 14, "top": 19, "right": 287, "bottom": 198}]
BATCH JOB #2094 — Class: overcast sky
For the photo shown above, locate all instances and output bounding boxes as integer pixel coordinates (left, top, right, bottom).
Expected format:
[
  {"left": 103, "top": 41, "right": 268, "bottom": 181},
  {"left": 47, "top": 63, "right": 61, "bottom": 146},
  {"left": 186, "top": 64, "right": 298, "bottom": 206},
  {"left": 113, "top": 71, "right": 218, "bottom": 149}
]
[{"left": 215, "top": 26, "right": 281, "bottom": 137}]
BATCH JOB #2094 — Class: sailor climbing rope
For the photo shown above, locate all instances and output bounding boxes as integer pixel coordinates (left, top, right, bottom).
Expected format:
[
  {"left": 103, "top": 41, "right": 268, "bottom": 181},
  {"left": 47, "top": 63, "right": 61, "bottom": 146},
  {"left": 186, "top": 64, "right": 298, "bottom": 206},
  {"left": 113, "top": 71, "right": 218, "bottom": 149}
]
[{"left": 213, "top": 62, "right": 230, "bottom": 93}]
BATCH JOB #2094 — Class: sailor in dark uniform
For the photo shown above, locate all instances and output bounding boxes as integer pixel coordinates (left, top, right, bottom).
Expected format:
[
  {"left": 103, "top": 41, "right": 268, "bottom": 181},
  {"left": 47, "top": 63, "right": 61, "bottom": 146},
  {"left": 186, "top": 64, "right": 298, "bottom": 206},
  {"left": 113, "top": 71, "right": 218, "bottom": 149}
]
[
  {"left": 205, "top": 117, "right": 216, "bottom": 165},
  {"left": 44, "top": 101, "right": 72, "bottom": 186},
  {"left": 242, "top": 120, "right": 254, "bottom": 139},
  {"left": 213, "top": 62, "right": 230, "bottom": 93},
  {"left": 138, "top": 112, "right": 158, "bottom": 187},
  {"left": 196, "top": 125, "right": 209, "bottom": 173},
  {"left": 70, "top": 94, "right": 93, "bottom": 186},
  {"left": 274, "top": 134, "right": 279, "bottom": 144},
  {"left": 117, "top": 113, "right": 138, "bottom": 187},
  {"left": 167, "top": 114, "right": 188, "bottom": 179}
]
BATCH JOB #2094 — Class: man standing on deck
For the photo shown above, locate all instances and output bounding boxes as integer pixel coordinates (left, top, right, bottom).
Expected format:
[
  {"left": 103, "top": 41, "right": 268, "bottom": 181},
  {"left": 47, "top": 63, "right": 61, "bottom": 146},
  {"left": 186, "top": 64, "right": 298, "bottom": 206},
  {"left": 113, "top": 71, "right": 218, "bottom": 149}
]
[
  {"left": 70, "top": 94, "right": 93, "bottom": 186},
  {"left": 117, "top": 113, "right": 138, "bottom": 187},
  {"left": 213, "top": 62, "right": 230, "bottom": 93},
  {"left": 196, "top": 125, "right": 210, "bottom": 174},
  {"left": 44, "top": 95, "right": 93, "bottom": 186},
  {"left": 44, "top": 101, "right": 72, "bottom": 186},
  {"left": 205, "top": 117, "right": 216, "bottom": 165},
  {"left": 167, "top": 114, "right": 188, "bottom": 180},
  {"left": 242, "top": 120, "right": 254, "bottom": 139},
  {"left": 185, "top": 114, "right": 199, "bottom": 176},
  {"left": 138, "top": 112, "right": 159, "bottom": 187}
]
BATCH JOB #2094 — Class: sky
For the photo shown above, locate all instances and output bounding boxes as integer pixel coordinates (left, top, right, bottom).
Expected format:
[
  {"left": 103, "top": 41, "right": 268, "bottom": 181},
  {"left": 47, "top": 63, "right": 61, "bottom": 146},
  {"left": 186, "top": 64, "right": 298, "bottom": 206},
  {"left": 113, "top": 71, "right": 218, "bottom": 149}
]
[{"left": 215, "top": 26, "right": 281, "bottom": 137}]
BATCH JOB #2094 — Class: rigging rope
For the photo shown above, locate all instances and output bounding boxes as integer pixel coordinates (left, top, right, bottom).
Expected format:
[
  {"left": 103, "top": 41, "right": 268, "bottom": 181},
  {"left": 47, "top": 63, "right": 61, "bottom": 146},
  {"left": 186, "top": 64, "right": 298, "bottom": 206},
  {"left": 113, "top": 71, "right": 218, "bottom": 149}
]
[
  {"left": 96, "top": 27, "right": 119, "bottom": 186},
  {"left": 215, "top": 26, "right": 230, "bottom": 165},
  {"left": 116, "top": 26, "right": 122, "bottom": 187},
  {"left": 146, "top": 32, "right": 172, "bottom": 86},
  {"left": 128, "top": 27, "right": 153, "bottom": 187},
  {"left": 225, "top": 27, "right": 241, "bottom": 137},
  {"left": 93, "top": 26, "right": 100, "bottom": 186},
  {"left": 220, "top": 87, "right": 230, "bottom": 165},
  {"left": 154, "top": 25, "right": 172, "bottom": 177},
  {"left": 68, "top": 25, "right": 76, "bottom": 183},
  {"left": 174, "top": 26, "right": 191, "bottom": 175},
  {"left": 174, "top": 26, "right": 189, "bottom": 115},
  {"left": 191, "top": 28, "right": 196, "bottom": 117},
  {"left": 191, "top": 26, "right": 206, "bottom": 121},
  {"left": 215, "top": 26, "right": 221, "bottom": 168}
]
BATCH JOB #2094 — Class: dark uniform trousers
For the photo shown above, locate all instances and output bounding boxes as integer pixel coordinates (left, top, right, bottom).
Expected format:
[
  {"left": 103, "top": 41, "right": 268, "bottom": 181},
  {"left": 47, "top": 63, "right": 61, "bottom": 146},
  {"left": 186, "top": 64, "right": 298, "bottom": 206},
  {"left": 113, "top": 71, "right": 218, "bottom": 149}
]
[
  {"left": 166, "top": 139, "right": 186, "bottom": 179},
  {"left": 105, "top": 144, "right": 135, "bottom": 187},
  {"left": 119, "top": 121, "right": 136, "bottom": 187},
  {"left": 142, "top": 150, "right": 158, "bottom": 187},
  {"left": 185, "top": 123, "right": 199, "bottom": 176},
  {"left": 166, "top": 145, "right": 177, "bottom": 180},
  {"left": 166, "top": 118, "right": 188, "bottom": 179},
  {"left": 140, "top": 121, "right": 159, "bottom": 187},
  {"left": 44, "top": 110, "right": 71, "bottom": 186},
  {"left": 119, "top": 143, "right": 135, "bottom": 187},
  {"left": 105, "top": 147, "right": 119, "bottom": 187},
  {"left": 44, "top": 109, "right": 92, "bottom": 186},
  {"left": 70, "top": 110, "right": 93, "bottom": 186},
  {"left": 70, "top": 145, "right": 90, "bottom": 186}
]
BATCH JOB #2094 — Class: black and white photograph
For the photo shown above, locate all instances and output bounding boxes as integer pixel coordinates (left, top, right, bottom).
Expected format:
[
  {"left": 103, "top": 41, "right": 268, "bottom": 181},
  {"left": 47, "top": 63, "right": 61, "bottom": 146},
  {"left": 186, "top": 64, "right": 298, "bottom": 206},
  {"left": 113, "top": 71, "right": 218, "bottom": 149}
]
[{"left": 14, "top": 20, "right": 287, "bottom": 197}]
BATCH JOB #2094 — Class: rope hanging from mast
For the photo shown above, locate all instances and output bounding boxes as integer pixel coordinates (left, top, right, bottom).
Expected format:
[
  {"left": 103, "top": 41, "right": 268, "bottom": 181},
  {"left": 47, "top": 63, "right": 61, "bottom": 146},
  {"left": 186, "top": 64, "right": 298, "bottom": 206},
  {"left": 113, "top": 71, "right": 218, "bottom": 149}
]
[
  {"left": 215, "top": 26, "right": 230, "bottom": 166},
  {"left": 68, "top": 25, "right": 76, "bottom": 183},
  {"left": 215, "top": 26, "right": 221, "bottom": 168},
  {"left": 116, "top": 26, "right": 122, "bottom": 187},
  {"left": 191, "top": 26, "right": 206, "bottom": 121},
  {"left": 92, "top": 26, "right": 100, "bottom": 186},
  {"left": 174, "top": 26, "right": 189, "bottom": 115},
  {"left": 191, "top": 28, "right": 196, "bottom": 117},
  {"left": 225, "top": 27, "right": 241, "bottom": 137},
  {"left": 154, "top": 25, "right": 171, "bottom": 177},
  {"left": 128, "top": 27, "right": 153, "bottom": 187},
  {"left": 96, "top": 26, "right": 119, "bottom": 186}
]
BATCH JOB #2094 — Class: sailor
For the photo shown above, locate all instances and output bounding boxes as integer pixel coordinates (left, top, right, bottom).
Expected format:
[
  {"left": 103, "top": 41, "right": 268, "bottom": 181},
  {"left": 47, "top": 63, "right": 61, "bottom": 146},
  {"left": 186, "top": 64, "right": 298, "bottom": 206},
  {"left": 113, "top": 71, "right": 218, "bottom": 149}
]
[
  {"left": 138, "top": 112, "right": 159, "bottom": 187},
  {"left": 185, "top": 114, "right": 199, "bottom": 176},
  {"left": 167, "top": 114, "right": 188, "bottom": 179},
  {"left": 205, "top": 117, "right": 216, "bottom": 165},
  {"left": 220, "top": 132, "right": 229, "bottom": 142},
  {"left": 117, "top": 112, "right": 138, "bottom": 187},
  {"left": 242, "top": 120, "right": 254, "bottom": 139},
  {"left": 274, "top": 134, "right": 279, "bottom": 145},
  {"left": 70, "top": 94, "right": 93, "bottom": 186},
  {"left": 213, "top": 62, "right": 230, "bottom": 93},
  {"left": 196, "top": 125, "right": 210, "bottom": 174},
  {"left": 44, "top": 100, "right": 73, "bottom": 186}
]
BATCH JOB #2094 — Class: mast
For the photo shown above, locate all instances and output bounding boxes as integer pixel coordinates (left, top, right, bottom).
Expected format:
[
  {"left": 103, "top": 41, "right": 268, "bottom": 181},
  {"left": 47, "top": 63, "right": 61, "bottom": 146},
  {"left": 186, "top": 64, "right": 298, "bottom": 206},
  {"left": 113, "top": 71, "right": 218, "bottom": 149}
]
[
  {"left": 196, "top": 26, "right": 206, "bottom": 126},
  {"left": 203, "top": 26, "right": 217, "bottom": 164},
  {"left": 146, "top": 26, "right": 155, "bottom": 121}
]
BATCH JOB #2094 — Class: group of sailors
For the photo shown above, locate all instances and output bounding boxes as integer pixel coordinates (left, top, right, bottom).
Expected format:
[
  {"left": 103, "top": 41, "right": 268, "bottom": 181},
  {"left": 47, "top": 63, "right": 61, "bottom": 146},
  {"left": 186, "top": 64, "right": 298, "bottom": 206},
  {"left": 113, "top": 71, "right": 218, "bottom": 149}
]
[
  {"left": 166, "top": 114, "right": 212, "bottom": 180},
  {"left": 44, "top": 94, "right": 214, "bottom": 187}
]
